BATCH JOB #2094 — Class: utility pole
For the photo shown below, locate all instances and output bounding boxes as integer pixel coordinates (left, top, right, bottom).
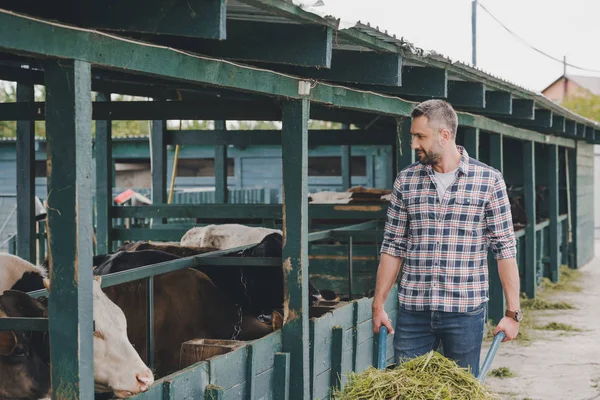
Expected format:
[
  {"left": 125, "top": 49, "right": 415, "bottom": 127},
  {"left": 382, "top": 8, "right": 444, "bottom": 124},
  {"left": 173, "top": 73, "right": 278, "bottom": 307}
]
[
  {"left": 472, "top": 0, "right": 478, "bottom": 66},
  {"left": 563, "top": 55, "right": 568, "bottom": 102}
]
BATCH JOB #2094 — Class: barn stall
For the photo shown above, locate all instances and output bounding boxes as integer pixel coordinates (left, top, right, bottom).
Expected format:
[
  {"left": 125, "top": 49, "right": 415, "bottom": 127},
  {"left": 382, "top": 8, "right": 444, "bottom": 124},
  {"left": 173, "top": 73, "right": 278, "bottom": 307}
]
[{"left": 0, "top": 1, "right": 598, "bottom": 399}]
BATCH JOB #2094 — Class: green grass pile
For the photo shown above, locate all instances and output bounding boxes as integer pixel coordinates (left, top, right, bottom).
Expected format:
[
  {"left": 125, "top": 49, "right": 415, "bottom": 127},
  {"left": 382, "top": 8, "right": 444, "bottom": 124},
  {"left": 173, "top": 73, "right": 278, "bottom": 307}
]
[
  {"left": 534, "top": 322, "right": 582, "bottom": 332},
  {"left": 489, "top": 367, "right": 515, "bottom": 378},
  {"left": 332, "top": 351, "right": 498, "bottom": 400},
  {"left": 521, "top": 298, "right": 575, "bottom": 310}
]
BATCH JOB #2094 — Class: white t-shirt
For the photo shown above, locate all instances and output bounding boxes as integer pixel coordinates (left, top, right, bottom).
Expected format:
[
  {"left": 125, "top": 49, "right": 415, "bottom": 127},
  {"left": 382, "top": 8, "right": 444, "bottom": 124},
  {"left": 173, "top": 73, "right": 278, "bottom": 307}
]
[{"left": 433, "top": 168, "right": 458, "bottom": 201}]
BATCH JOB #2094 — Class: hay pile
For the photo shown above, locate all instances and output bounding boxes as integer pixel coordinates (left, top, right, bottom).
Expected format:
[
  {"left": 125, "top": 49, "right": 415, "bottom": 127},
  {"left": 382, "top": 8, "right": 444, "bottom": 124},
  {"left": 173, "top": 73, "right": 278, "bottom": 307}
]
[{"left": 333, "top": 351, "right": 497, "bottom": 400}]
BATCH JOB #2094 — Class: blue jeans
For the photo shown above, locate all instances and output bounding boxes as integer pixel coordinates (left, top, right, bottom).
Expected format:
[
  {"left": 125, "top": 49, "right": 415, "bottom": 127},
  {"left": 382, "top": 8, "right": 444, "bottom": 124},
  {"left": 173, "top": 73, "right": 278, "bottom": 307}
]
[{"left": 393, "top": 302, "right": 487, "bottom": 377}]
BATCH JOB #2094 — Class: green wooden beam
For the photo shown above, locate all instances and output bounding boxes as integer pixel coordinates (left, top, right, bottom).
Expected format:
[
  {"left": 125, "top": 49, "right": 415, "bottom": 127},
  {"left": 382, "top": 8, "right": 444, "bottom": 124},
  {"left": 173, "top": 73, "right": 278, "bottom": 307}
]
[
  {"left": 81, "top": 0, "right": 226, "bottom": 39},
  {"left": 585, "top": 126, "right": 595, "bottom": 143},
  {"left": 448, "top": 81, "right": 485, "bottom": 108},
  {"left": 151, "top": 119, "right": 167, "bottom": 225},
  {"left": 44, "top": 59, "right": 94, "bottom": 399},
  {"left": 567, "top": 148, "right": 577, "bottom": 268},
  {"left": 166, "top": 129, "right": 396, "bottom": 146},
  {"left": 523, "top": 141, "right": 536, "bottom": 298},
  {"left": 487, "top": 133, "right": 505, "bottom": 323},
  {"left": 16, "top": 82, "right": 36, "bottom": 263},
  {"left": 274, "top": 353, "right": 290, "bottom": 400},
  {"left": 341, "top": 124, "right": 351, "bottom": 190},
  {"left": 0, "top": 317, "right": 48, "bottom": 331},
  {"left": 396, "top": 117, "right": 414, "bottom": 172},
  {"left": 576, "top": 123, "right": 586, "bottom": 139},
  {"left": 0, "top": 100, "right": 281, "bottom": 121},
  {"left": 541, "top": 115, "right": 566, "bottom": 135},
  {"left": 548, "top": 145, "right": 560, "bottom": 283},
  {"left": 458, "top": 127, "right": 479, "bottom": 159},
  {"left": 495, "top": 109, "right": 552, "bottom": 129},
  {"left": 485, "top": 90, "right": 512, "bottom": 114},
  {"left": 458, "top": 113, "right": 575, "bottom": 148},
  {"left": 511, "top": 99, "right": 535, "bottom": 119},
  {"left": 214, "top": 120, "right": 228, "bottom": 204},
  {"left": 352, "top": 66, "right": 447, "bottom": 98},
  {"left": 141, "top": 21, "right": 332, "bottom": 68},
  {"left": 330, "top": 326, "right": 344, "bottom": 391},
  {"left": 281, "top": 99, "right": 310, "bottom": 400},
  {"left": 264, "top": 50, "right": 402, "bottom": 86},
  {"left": 95, "top": 92, "right": 112, "bottom": 255},
  {"left": 565, "top": 120, "right": 577, "bottom": 137}
]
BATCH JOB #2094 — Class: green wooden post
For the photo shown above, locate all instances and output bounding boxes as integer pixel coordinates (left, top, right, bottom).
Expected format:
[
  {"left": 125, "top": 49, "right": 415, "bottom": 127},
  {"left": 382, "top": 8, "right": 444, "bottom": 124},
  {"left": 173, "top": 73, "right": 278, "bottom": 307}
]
[
  {"left": 151, "top": 119, "right": 167, "bottom": 224},
  {"left": 274, "top": 353, "right": 290, "bottom": 400},
  {"left": 214, "top": 120, "right": 228, "bottom": 204},
  {"left": 567, "top": 148, "right": 578, "bottom": 268},
  {"left": 396, "top": 117, "right": 413, "bottom": 171},
  {"left": 44, "top": 59, "right": 94, "bottom": 399},
  {"left": 461, "top": 127, "right": 479, "bottom": 159},
  {"left": 281, "top": 98, "right": 310, "bottom": 400},
  {"left": 523, "top": 140, "right": 536, "bottom": 298},
  {"left": 487, "top": 133, "right": 505, "bottom": 323},
  {"left": 16, "top": 82, "right": 36, "bottom": 263},
  {"left": 245, "top": 344, "right": 257, "bottom": 400},
  {"left": 330, "top": 326, "right": 344, "bottom": 391},
  {"left": 341, "top": 123, "right": 351, "bottom": 190},
  {"left": 95, "top": 92, "right": 112, "bottom": 255},
  {"left": 548, "top": 145, "right": 560, "bottom": 282}
]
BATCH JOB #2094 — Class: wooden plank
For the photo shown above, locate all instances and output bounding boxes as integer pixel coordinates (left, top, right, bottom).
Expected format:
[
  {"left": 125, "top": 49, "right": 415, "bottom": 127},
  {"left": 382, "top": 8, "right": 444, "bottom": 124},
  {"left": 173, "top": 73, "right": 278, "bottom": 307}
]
[
  {"left": 281, "top": 99, "right": 310, "bottom": 400},
  {"left": 548, "top": 145, "right": 560, "bottom": 282},
  {"left": 0, "top": 317, "right": 48, "bottom": 331},
  {"left": 485, "top": 90, "right": 512, "bottom": 114},
  {"left": 151, "top": 118, "right": 167, "bottom": 225},
  {"left": 353, "top": 66, "right": 447, "bottom": 98},
  {"left": 511, "top": 99, "right": 535, "bottom": 119},
  {"left": 145, "top": 21, "right": 332, "bottom": 67},
  {"left": 168, "top": 361, "right": 211, "bottom": 399},
  {"left": 341, "top": 123, "right": 351, "bottom": 191},
  {"left": 355, "top": 297, "right": 373, "bottom": 324},
  {"left": 568, "top": 148, "right": 578, "bottom": 268},
  {"left": 214, "top": 121, "right": 228, "bottom": 204},
  {"left": 565, "top": 120, "right": 577, "bottom": 137},
  {"left": 459, "top": 127, "right": 479, "bottom": 159},
  {"left": 112, "top": 228, "right": 191, "bottom": 242},
  {"left": 245, "top": 344, "right": 257, "bottom": 400},
  {"left": 585, "top": 126, "right": 595, "bottom": 143},
  {"left": 16, "top": 82, "right": 35, "bottom": 263},
  {"left": 487, "top": 133, "right": 505, "bottom": 323},
  {"left": 253, "top": 368, "right": 275, "bottom": 400},
  {"left": 495, "top": 109, "right": 552, "bottom": 129},
  {"left": 82, "top": 0, "right": 226, "bottom": 39},
  {"left": 209, "top": 346, "right": 248, "bottom": 390},
  {"left": 542, "top": 115, "right": 566, "bottom": 135},
  {"left": 44, "top": 59, "right": 94, "bottom": 399},
  {"left": 250, "top": 331, "right": 283, "bottom": 375},
  {"left": 576, "top": 123, "right": 586, "bottom": 139},
  {"left": 273, "top": 353, "right": 290, "bottom": 400},
  {"left": 523, "top": 141, "right": 536, "bottom": 298},
  {"left": 95, "top": 92, "right": 112, "bottom": 254},
  {"left": 330, "top": 327, "right": 344, "bottom": 391},
  {"left": 396, "top": 117, "right": 413, "bottom": 172},
  {"left": 448, "top": 81, "right": 485, "bottom": 108},
  {"left": 273, "top": 50, "right": 401, "bottom": 86},
  {"left": 309, "top": 313, "right": 334, "bottom": 384}
]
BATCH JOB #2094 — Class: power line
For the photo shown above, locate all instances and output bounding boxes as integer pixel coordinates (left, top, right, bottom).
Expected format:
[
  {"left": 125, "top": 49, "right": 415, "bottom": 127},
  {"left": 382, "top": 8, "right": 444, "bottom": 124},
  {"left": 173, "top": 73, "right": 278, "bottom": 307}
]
[{"left": 477, "top": 1, "right": 600, "bottom": 74}]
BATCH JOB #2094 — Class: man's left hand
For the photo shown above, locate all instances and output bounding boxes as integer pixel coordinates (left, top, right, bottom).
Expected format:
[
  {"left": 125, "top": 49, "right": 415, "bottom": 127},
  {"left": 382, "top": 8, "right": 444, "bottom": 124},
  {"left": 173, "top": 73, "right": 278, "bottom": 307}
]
[{"left": 493, "top": 316, "right": 520, "bottom": 342}]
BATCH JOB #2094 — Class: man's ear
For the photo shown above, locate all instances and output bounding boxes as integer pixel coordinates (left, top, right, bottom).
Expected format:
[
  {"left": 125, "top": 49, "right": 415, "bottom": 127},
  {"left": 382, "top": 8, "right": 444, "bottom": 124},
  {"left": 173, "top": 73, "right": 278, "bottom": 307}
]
[{"left": 439, "top": 128, "right": 452, "bottom": 143}]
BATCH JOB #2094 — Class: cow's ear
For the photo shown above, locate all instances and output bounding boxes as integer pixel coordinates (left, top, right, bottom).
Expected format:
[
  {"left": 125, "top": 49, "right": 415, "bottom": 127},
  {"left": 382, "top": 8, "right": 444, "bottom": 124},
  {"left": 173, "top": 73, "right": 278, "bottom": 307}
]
[{"left": 0, "top": 330, "right": 17, "bottom": 355}]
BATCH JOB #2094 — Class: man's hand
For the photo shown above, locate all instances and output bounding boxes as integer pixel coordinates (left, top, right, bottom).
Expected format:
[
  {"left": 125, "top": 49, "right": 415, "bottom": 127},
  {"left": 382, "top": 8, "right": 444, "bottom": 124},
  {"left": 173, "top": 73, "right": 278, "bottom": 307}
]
[
  {"left": 493, "top": 316, "right": 519, "bottom": 342},
  {"left": 372, "top": 307, "right": 395, "bottom": 335}
]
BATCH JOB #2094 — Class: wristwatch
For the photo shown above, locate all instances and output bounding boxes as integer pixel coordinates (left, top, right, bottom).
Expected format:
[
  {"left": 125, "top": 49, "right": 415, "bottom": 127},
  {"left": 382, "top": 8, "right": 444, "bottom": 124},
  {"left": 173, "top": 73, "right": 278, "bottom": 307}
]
[{"left": 505, "top": 309, "right": 524, "bottom": 322}]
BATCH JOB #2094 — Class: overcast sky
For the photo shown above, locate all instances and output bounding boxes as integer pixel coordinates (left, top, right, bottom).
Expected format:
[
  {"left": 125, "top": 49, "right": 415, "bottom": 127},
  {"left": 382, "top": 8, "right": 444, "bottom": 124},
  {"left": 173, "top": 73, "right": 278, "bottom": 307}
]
[{"left": 300, "top": 0, "right": 600, "bottom": 93}]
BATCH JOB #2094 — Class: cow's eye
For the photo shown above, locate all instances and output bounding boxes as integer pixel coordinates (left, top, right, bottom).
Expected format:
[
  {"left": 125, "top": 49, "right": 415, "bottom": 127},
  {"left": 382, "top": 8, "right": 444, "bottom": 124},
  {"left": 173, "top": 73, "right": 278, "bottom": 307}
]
[{"left": 12, "top": 345, "right": 28, "bottom": 357}]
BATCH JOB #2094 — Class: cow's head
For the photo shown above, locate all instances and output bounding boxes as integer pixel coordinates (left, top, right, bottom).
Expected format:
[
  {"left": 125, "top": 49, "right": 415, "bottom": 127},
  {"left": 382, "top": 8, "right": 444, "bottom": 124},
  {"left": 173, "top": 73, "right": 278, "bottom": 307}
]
[
  {"left": 87, "top": 277, "right": 155, "bottom": 398},
  {"left": 0, "top": 290, "right": 51, "bottom": 400}
]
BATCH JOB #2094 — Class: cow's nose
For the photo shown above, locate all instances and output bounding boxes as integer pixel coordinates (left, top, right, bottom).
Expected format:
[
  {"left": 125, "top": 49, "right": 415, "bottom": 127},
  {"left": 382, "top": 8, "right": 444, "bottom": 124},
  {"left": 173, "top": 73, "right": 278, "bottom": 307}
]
[{"left": 136, "top": 369, "right": 154, "bottom": 391}]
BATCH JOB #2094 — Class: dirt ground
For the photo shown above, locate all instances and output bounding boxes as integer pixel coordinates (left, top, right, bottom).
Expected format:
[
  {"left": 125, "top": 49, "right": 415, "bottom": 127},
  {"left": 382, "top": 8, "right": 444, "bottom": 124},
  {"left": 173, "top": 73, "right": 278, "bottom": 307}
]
[{"left": 481, "top": 241, "right": 600, "bottom": 400}]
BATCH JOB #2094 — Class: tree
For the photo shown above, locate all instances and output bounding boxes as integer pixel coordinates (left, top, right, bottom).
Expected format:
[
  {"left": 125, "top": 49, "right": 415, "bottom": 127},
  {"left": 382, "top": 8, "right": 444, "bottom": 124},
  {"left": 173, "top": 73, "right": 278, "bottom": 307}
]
[
  {"left": 0, "top": 82, "right": 16, "bottom": 138},
  {"left": 561, "top": 89, "right": 600, "bottom": 123}
]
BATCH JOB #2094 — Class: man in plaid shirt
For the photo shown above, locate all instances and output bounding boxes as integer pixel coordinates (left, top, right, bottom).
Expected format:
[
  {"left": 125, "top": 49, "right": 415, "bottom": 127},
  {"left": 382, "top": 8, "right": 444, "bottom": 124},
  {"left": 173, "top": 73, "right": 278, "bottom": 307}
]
[{"left": 372, "top": 100, "right": 522, "bottom": 376}]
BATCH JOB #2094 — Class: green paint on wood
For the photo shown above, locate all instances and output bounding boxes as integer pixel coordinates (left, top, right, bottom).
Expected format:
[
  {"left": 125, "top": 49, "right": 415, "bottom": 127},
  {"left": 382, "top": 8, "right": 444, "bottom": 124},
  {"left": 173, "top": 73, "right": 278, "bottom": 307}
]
[
  {"left": 485, "top": 91, "right": 512, "bottom": 114},
  {"left": 548, "top": 145, "right": 560, "bottom": 283},
  {"left": 82, "top": 0, "right": 226, "bottom": 39},
  {"left": 205, "top": 385, "right": 225, "bottom": 400},
  {"left": 146, "top": 20, "right": 332, "bottom": 67},
  {"left": 523, "top": 141, "right": 536, "bottom": 298},
  {"left": 496, "top": 109, "right": 552, "bottom": 129},
  {"left": 354, "top": 66, "right": 447, "bottom": 98},
  {"left": 542, "top": 115, "right": 566, "bottom": 135},
  {"left": 396, "top": 118, "right": 413, "bottom": 172},
  {"left": 214, "top": 121, "right": 228, "bottom": 204},
  {"left": 341, "top": 124, "right": 351, "bottom": 190},
  {"left": 151, "top": 119, "right": 166, "bottom": 225},
  {"left": 0, "top": 317, "right": 48, "bottom": 331},
  {"left": 330, "top": 327, "right": 344, "bottom": 391},
  {"left": 576, "top": 123, "right": 586, "bottom": 138},
  {"left": 245, "top": 344, "right": 256, "bottom": 400},
  {"left": 568, "top": 148, "right": 578, "bottom": 268},
  {"left": 565, "top": 120, "right": 577, "bottom": 137},
  {"left": 44, "top": 59, "right": 94, "bottom": 399},
  {"left": 274, "top": 353, "right": 290, "bottom": 400},
  {"left": 460, "top": 127, "right": 479, "bottom": 159},
  {"left": 16, "top": 82, "right": 35, "bottom": 263},
  {"left": 95, "top": 92, "right": 112, "bottom": 255},
  {"left": 281, "top": 99, "right": 310, "bottom": 400},
  {"left": 448, "top": 81, "right": 485, "bottom": 108},
  {"left": 511, "top": 99, "right": 535, "bottom": 119}
]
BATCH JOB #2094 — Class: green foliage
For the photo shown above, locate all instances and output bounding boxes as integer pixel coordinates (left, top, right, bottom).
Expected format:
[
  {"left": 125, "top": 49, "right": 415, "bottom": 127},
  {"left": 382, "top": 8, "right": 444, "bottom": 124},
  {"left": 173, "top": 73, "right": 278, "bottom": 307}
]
[{"left": 561, "top": 90, "right": 600, "bottom": 123}]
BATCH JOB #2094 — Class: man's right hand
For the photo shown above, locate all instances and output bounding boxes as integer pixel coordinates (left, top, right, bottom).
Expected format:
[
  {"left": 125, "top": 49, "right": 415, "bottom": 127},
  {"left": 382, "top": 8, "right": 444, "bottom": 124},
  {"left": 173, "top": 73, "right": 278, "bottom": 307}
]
[{"left": 372, "top": 307, "right": 394, "bottom": 335}]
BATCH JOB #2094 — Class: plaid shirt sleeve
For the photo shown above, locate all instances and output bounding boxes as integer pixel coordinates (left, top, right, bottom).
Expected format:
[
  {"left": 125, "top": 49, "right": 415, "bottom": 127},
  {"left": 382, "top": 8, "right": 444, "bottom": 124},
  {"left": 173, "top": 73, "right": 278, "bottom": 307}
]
[
  {"left": 380, "top": 176, "right": 409, "bottom": 258},
  {"left": 485, "top": 173, "right": 517, "bottom": 259}
]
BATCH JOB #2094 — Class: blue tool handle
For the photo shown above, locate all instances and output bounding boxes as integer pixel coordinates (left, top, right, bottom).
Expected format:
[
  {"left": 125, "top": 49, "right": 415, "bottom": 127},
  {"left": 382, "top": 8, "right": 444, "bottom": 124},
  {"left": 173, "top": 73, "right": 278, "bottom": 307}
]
[
  {"left": 377, "top": 325, "right": 388, "bottom": 369},
  {"left": 477, "top": 330, "right": 506, "bottom": 383}
]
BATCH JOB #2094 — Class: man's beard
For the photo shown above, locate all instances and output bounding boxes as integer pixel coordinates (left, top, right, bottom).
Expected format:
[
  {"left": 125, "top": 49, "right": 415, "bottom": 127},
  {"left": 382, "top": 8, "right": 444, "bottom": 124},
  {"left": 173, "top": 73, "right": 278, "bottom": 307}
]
[{"left": 416, "top": 149, "right": 441, "bottom": 165}]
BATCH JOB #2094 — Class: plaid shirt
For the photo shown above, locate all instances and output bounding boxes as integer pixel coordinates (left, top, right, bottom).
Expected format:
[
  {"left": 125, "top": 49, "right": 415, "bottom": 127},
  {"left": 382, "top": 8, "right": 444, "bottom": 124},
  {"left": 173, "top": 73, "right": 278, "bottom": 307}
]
[{"left": 380, "top": 146, "right": 517, "bottom": 313}]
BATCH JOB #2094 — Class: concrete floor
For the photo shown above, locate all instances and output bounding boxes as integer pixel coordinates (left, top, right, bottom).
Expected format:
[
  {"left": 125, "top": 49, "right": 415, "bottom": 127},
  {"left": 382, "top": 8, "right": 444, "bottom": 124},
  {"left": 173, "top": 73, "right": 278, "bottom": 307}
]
[{"left": 482, "top": 241, "right": 600, "bottom": 400}]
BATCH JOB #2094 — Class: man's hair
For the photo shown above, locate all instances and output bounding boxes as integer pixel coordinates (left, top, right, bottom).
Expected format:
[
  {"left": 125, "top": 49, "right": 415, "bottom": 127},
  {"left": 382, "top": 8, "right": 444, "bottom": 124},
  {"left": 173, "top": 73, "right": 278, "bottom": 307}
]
[{"left": 411, "top": 99, "right": 458, "bottom": 139}]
